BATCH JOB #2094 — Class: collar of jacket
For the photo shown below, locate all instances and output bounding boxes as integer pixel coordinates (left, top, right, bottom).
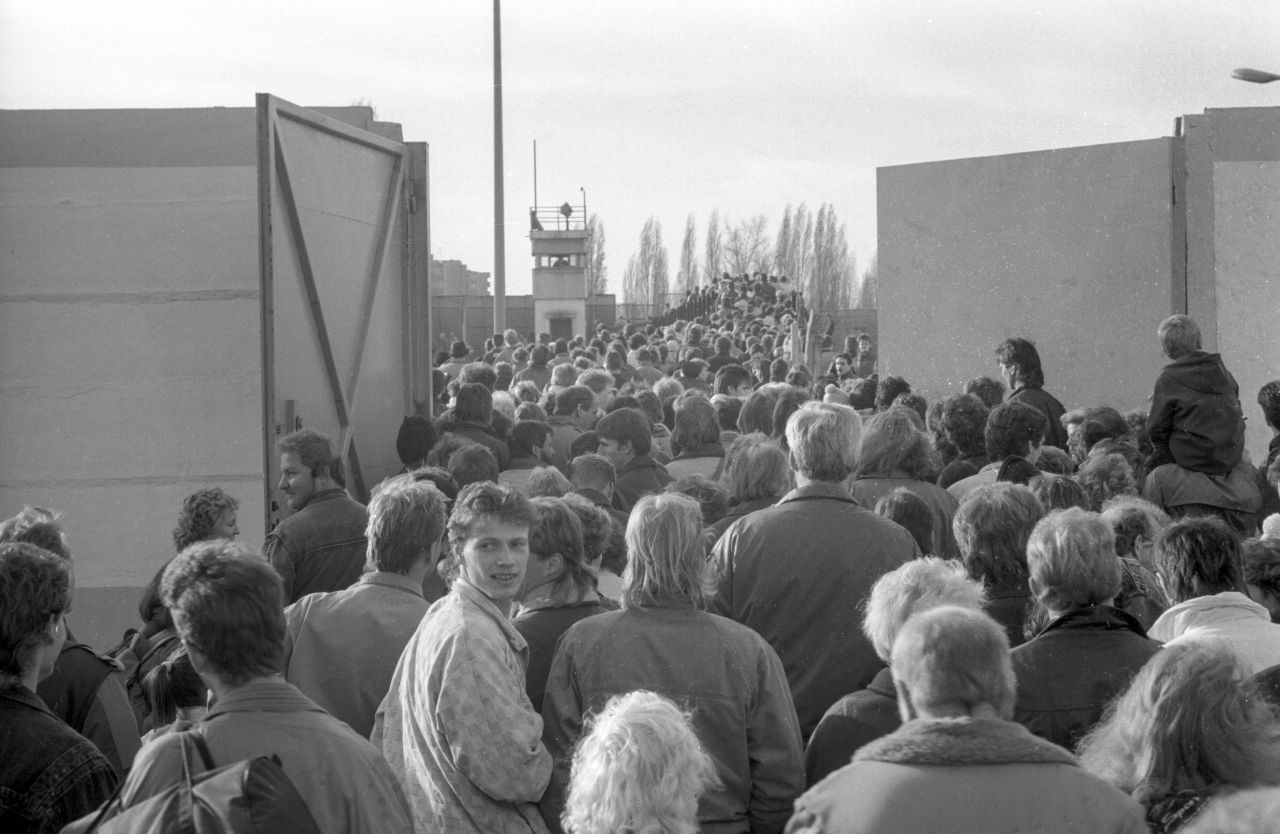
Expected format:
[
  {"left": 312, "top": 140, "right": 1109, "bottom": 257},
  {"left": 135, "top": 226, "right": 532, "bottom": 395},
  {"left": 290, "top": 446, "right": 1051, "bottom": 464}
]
[
  {"left": 453, "top": 579, "right": 527, "bottom": 648},
  {"left": 618, "top": 453, "right": 661, "bottom": 475},
  {"left": 674, "top": 442, "right": 725, "bottom": 460},
  {"left": 357, "top": 571, "right": 425, "bottom": 598},
  {"left": 573, "top": 487, "right": 612, "bottom": 507},
  {"left": 0, "top": 682, "right": 54, "bottom": 715},
  {"left": 1035, "top": 604, "right": 1149, "bottom": 639},
  {"left": 854, "top": 716, "right": 1077, "bottom": 767},
  {"left": 777, "top": 482, "right": 859, "bottom": 505},
  {"left": 304, "top": 487, "right": 350, "bottom": 506},
  {"left": 207, "top": 677, "right": 328, "bottom": 719}
]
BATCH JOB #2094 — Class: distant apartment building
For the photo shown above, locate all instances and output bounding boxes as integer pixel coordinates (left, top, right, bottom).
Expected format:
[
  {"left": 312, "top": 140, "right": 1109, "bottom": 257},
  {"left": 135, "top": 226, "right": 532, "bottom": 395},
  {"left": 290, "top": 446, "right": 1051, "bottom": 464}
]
[{"left": 429, "top": 256, "right": 490, "bottom": 295}]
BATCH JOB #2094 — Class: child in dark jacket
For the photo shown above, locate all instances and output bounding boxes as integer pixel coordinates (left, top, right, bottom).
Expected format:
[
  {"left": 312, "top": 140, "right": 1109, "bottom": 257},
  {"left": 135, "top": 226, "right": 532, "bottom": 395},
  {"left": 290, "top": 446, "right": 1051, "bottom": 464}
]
[{"left": 1146, "top": 315, "right": 1245, "bottom": 476}]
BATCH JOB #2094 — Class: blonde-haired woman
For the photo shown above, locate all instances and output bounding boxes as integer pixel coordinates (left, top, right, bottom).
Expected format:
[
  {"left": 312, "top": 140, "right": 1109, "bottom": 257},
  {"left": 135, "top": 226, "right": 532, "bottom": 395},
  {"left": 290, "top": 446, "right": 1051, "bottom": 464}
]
[
  {"left": 1079, "top": 641, "right": 1280, "bottom": 833},
  {"left": 541, "top": 492, "right": 804, "bottom": 833},
  {"left": 563, "top": 690, "right": 718, "bottom": 834}
]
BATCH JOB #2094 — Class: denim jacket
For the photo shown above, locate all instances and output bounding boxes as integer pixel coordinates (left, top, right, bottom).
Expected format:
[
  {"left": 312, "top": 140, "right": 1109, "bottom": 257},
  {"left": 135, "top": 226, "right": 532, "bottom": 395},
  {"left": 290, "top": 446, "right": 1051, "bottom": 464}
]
[
  {"left": 264, "top": 488, "right": 368, "bottom": 604},
  {"left": 0, "top": 683, "right": 117, "bottom": 834}
]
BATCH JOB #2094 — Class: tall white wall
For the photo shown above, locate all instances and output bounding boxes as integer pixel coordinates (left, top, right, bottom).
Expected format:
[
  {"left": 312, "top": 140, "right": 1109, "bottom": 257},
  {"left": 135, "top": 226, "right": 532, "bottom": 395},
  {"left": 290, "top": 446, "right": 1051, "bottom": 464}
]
[{"left": 878, "top": 139, "right": 1176, "bottom": 418}]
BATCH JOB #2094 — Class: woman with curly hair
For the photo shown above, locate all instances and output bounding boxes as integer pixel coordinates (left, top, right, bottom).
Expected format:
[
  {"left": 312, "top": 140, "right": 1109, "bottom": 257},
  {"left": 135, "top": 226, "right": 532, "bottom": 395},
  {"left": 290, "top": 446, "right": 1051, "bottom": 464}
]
[
  {"left": 1078, "top": 452, "right": 1138, "bottom": 511},
  {"left": 1079, "top": 642, "right": 1280, "bottom": 833},
  {"left": 1242, "top": 537, "right": 1280, "bottom": 624},
  {"left": 562, "top": 690, "right": 719, "bottom": 834},
  {"left": 171, "top": 487, "right": 239, "bottom": 552}
]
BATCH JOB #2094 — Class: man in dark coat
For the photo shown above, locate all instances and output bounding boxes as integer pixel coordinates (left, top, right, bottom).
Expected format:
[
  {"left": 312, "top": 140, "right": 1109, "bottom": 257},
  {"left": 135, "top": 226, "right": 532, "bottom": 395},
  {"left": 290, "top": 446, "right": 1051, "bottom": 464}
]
[
  {"left": 710, "top": 402, "right": 920, "bottom": 739},
  {"left": 264, "top": 429, "right": 368, "bottom": 604},
  {"left": 997, "top": 336, "right": 1068, "bottom": 451}
]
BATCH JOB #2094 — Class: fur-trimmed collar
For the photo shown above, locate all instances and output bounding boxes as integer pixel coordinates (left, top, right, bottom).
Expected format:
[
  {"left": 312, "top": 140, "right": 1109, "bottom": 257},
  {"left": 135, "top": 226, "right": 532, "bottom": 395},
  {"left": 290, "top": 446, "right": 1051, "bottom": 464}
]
[{"left": 853, "top": 717, "right": 1078, "bottom": 767}]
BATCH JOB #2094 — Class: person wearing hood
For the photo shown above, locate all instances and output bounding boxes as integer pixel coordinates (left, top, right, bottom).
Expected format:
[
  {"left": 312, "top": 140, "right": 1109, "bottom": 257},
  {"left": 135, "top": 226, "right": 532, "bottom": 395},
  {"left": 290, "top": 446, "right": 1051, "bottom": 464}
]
[{"left": 1146, "top": 314, "right": 1245, "bottom": 477}]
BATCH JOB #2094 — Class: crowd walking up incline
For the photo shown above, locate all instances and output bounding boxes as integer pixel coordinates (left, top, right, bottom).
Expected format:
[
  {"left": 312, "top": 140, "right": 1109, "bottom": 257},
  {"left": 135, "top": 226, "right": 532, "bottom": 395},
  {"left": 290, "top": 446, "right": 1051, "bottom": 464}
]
[{"left": 5, "top": 270, "right": 1280, "bottom": 833}]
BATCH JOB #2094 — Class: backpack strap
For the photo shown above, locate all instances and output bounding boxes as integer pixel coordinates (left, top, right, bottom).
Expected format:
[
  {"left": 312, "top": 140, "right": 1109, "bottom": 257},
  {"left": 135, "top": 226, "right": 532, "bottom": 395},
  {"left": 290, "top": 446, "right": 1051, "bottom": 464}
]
[
  {"left": 185, "top": 730, "right": 217, "bottom": 771},
  {"left": 177, "top": 734, "right": 200, "bottom": 834}
]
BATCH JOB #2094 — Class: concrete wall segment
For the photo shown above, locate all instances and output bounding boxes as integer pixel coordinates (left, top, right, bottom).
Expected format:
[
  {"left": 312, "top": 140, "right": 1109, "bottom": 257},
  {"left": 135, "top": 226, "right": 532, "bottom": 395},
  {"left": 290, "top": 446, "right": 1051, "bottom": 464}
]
[{"left": 878, "top": 138, "right": 1174, "bottom": 417}]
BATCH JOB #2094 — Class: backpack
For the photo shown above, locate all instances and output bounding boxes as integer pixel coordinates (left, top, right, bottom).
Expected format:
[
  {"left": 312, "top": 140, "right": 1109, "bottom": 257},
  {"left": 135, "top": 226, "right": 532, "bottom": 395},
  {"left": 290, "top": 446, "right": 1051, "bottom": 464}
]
[
  {"left": 80, "top": 731, "right": 321, "bottom": 834},
  {"left": 108, "top": 627, "right": 182, "bottom": 730}
]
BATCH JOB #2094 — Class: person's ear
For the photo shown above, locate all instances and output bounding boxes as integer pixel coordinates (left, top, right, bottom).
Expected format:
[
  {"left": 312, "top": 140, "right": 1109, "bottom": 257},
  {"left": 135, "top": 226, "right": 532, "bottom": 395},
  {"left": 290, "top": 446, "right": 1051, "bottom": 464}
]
[
  {"left": 184, "top": 642, "right": 211, "bottom": 678},
  {"left": 426, "top": 538, "right": 444, "bottom": 568},
  {"left": 1028, "top": 573, "right": 1045, "bottom": 603},
  {"left": 544, "top": 552, "right": 565, "bottom": 578}
]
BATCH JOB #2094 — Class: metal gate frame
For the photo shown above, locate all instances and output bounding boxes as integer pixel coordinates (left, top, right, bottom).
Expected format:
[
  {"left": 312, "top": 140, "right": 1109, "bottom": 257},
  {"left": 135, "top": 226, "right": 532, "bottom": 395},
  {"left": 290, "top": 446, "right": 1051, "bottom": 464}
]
[{"left": 256, "top": 94, "right": 408, "bottom": 524}]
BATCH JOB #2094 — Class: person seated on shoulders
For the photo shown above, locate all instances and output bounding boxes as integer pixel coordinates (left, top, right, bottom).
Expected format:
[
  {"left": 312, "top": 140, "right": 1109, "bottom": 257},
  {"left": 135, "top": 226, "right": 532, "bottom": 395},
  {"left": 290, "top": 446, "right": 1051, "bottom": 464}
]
[{"left": 1146, "top": 315, "right": 1245, "bottom": 477}]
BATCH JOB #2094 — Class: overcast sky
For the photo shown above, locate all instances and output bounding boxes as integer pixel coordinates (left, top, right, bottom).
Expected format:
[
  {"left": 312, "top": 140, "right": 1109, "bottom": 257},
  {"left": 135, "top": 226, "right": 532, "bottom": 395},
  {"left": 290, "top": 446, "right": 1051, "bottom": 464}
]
[{"left": 3, "top": 1, "right": 1277, "bottom": 295}]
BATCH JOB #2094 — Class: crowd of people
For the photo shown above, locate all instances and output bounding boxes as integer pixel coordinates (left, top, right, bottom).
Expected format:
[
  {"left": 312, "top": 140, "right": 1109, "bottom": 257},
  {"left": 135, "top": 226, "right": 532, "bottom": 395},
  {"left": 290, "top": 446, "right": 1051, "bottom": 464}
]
[{"left": 4, "top": 274, "right": 1280, "bottom": 833}]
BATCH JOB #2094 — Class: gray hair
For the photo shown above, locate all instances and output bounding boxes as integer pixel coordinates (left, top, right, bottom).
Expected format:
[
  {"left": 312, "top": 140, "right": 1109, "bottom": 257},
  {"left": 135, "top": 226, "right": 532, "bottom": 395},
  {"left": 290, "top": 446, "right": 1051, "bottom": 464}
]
[
  {"left": 1025, "top": 508, "right": 1121, "bottom": 613},
  {"left": 862, "top": 558, "right": 987, "bottom": 662},
  {"left": 891, "top": 606, "right": 1015, "bottom": 719},
  {"left": 785, "top": 401, "right": 863, "bottom": 482}
]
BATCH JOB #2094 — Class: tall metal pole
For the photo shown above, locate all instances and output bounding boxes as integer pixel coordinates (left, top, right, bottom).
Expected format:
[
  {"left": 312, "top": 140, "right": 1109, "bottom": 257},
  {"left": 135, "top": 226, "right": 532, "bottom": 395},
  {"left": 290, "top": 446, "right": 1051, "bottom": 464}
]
[{"left": 492, "top": 0, "right": 507, "bottom": 332}]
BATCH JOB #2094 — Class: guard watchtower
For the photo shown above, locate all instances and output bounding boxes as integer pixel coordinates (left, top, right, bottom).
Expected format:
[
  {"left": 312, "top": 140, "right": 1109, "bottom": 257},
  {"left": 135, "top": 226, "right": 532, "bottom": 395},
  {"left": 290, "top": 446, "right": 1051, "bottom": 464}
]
[{"left": 529, "top": 199, "right": 588, "bottom": 342}]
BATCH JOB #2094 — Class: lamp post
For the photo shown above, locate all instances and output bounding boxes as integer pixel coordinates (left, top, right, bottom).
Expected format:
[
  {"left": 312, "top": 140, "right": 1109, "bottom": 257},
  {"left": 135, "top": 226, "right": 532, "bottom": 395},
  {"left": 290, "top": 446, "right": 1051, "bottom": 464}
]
[
  {"left": 1232, "top": 68, "right": 1280, "bottom": 84},
  {"left": 493, "top": 0, "right": 507, "bottom": 332}
]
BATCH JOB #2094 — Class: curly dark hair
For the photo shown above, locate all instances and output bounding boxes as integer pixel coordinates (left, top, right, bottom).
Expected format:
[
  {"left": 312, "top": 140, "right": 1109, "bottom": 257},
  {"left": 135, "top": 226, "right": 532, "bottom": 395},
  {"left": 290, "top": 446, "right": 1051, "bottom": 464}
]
[
  {"left": 1077, "top": 453, "right": 1138, "bottom": 512},
  {"left": 1259, "top": 381, "right": 1280, "bottom": 431},
  {"left": 0, "top": 507, "right": 69, "bottom": 560},
  {"left": 875, "top": 375, "right": 911, "bottom": 411},
  {"left": 0, "top": 542, "right": 71, "bottom": 679},
  {"left": 1243, "top": 538, "right": 1280, "bottom": 601},
  {"left": 173, "top": 488, "right": 239, "bottom": 552},
  {"left": 941, "top": 394, "right": 989, "bottom": 457},
  {"left": 964, "top": 376, "right": 1007, "bottom": 410}
]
